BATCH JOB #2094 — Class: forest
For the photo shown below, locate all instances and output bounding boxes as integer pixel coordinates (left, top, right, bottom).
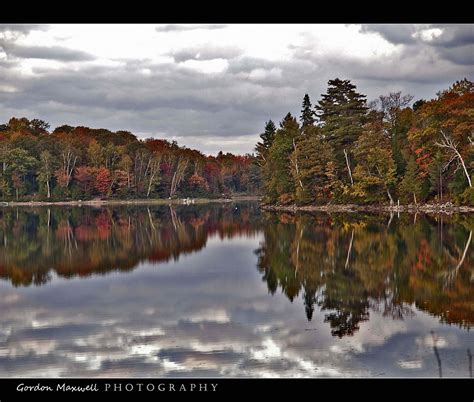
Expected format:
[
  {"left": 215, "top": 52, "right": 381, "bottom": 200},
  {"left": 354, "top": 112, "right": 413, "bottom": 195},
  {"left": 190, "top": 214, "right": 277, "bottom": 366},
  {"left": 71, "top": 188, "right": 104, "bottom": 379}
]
[
  {"left": 0, "top": 119, "right": 260, "bottom": 201},
  {"left": 256, "top": 78, "right": 474, "bottom": 206},
  {"left": 1, "top": 78, "right": 472, "bottom": 205}
]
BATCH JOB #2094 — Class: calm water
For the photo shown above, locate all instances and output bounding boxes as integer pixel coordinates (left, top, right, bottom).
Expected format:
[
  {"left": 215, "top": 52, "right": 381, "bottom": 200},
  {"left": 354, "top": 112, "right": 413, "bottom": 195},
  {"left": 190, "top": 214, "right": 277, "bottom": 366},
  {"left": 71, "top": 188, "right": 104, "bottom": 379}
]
[{"left": 0, "top": 203, "right": 472, "bottom": 377}]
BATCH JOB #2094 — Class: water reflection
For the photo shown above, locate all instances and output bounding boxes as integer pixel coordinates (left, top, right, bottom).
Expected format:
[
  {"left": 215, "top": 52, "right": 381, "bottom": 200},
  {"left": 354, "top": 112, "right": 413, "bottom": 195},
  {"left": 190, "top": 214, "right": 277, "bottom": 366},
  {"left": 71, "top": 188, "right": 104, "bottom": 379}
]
[
  {"left": 0, "top": 204, "right": 260, "bottom": 286},
  {"left": 256, "top": 212, "right": 474, "bottom": 333},
  {"left": 0, "top": 204, "right": 472, "bottom": 377}
]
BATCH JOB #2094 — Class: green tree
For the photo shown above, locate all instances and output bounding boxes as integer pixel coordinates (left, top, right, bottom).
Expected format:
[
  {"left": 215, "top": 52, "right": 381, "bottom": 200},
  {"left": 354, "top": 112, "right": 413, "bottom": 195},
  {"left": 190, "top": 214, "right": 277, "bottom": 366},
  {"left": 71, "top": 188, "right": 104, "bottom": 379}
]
[
  {"left": 291, "top": 126, "right": 336, "bottom": 204},
  {"left": 37, "top": 150, "right": 55, "bottom": 198},
  {"left": 7, "top": 148, "right": 37, "bottom": 200},
  {"left": 352, "top": 115, "right": 397, "bottom": 204},
  {"left": 315, "top": 78, "right": 368, "bottom": 186},
  {"left": 265, "top": 113, "right": 299, "bottom": 204},
  {"left": 398, "top": 156, "right": 424, "bottom": 204},
  {"left": 255, "top": 120, "right": 276, "bottom": 167},
  {"left": 88, "top": 139, "right": 103, "bottom": 168},
  {"left": 300, "top": 94, "right": 315, "bottom": 130}
]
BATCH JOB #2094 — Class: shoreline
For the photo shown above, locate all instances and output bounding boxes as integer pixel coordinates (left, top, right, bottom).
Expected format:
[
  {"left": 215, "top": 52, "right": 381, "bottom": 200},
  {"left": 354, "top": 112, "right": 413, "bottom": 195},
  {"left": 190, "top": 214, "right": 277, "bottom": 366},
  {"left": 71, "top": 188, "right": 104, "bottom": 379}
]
[
  {"left": 0, "top": 196, "right": 262, "bottom": 207},
  {"left": 260, "top": 203, "right": 474, "bottom": 214}
]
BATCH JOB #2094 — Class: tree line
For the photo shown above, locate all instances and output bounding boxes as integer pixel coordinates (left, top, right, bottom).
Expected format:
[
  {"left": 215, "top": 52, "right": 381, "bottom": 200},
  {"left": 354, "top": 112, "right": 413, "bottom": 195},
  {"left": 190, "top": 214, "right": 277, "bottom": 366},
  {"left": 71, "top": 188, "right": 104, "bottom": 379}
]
[
  {"left": 0, "top": 119, "right": 261, "bottom": 201},
  {"left": 256, "top": 78, "right": 474, "bottom": 206}
]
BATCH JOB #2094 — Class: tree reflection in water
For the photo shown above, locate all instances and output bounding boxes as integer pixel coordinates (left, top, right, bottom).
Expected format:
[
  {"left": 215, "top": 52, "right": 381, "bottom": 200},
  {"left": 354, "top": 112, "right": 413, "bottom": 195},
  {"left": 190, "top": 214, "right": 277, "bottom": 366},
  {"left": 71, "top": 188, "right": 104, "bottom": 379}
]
[
  {"left": 0, "top": 205, "right": 472, "bottom": 338},
  {"left": 0, "top": 203, "right": 261, "bottom": 286},
  {"left": 256, "top": 212, "right": 474, "bottom": 336}
]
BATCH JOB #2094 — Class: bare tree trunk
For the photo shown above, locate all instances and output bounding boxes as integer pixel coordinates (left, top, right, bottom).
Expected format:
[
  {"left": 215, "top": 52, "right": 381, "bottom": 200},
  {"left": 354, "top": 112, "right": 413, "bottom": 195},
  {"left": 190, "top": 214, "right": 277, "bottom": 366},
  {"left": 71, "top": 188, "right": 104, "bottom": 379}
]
[
  {"left": 435, "top": 130, "right": 472, "bottom": 188},
  {"left": 146, "top": 155, "right": 162, "bottom": 198},
  {"left": 170, "top": 170, "right": 178, "bottom": 197},
  {"left": 345, "top": 229, "right": 355, "bottom": 269},
  {"left": 170, "top": 157, "right": 188, "bottom": 197},
  {"left": 458, "top": 151, "right": 472, "bottom": 187},
  {"left": 147, "top": 207, "right": 156, "bottom": 231},
  {"left": 443, "top": 230, "right": 472, "bottom": 287},
  {"left": 386, "top": 189, "right": 394, "bottom": 204},
  {"left": 292, "top": 138, "right": 304, "bottom": 190},
  {"left": 343, "top": 148, "right": 353, "bottom": 186},
  {"left": 146, "top": 173, "right": 155, "bottom": 198},
  {"left": 46, "top": 179, "right": 51, "bottom": 198}
]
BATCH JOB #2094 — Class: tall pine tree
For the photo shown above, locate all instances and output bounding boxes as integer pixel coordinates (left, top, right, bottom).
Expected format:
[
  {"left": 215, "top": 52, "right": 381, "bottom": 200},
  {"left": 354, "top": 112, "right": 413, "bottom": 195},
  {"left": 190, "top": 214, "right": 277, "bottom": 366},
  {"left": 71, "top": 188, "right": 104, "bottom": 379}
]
[
  {"left": 291, "top": 125, "right": 336, "bottom": 204},
  {"left": 300, "top": 94, "right": 315, "bottom": 131},
  {"left": 255, "top": 120, "right": 276, "bottom": 167},
  {"left": 316, "top": 79, "right": 367, "bottom": 187},
  {"left": 265, "top": 113, "right": 300, "bottom": 204}
]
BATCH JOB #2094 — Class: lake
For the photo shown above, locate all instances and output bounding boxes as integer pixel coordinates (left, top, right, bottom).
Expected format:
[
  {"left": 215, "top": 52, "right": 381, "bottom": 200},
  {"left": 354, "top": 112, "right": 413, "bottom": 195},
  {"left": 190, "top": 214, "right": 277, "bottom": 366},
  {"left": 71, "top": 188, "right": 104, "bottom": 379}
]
[{"left": 0, "top": 202, "right": 472, "bottom": 377}]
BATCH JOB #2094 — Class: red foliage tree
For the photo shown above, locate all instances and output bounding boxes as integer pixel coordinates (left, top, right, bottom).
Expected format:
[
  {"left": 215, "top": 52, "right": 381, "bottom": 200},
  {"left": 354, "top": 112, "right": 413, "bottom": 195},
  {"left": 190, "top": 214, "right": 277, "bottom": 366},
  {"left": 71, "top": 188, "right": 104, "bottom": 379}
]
[{"left": 95, "top": 167, "right": 112, "bottom": 197}]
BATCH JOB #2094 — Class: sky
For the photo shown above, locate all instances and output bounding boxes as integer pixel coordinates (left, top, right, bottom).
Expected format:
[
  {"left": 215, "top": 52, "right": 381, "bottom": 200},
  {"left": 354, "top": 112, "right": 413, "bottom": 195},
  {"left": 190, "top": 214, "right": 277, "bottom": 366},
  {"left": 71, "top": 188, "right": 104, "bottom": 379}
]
[{"left": 0, "top": 24, "right": 473, "bottom": 155}]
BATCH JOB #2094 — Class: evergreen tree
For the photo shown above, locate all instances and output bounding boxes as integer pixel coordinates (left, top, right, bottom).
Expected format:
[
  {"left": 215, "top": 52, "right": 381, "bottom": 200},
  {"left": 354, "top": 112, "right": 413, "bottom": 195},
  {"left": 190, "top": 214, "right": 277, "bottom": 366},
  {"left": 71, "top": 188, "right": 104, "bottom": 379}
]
[
  {"left": 428, "top": 153, "right": 444, "bottom": 202},
  {"left": 352, "top": 116, "right": 397, "bottom": 204},
  {"left": 291, "top": 126, "right": 336, "bottom": 204},
  {"left": 300, "top": 94, "right": 315, "bottom": 130},
  {"left": 316, "top": 78, "right": 368, "bottom": 186},
  {"left": 412, "top": 99, "right": 426, "bottom": 112},
  {"left": 265, "top": 113, "right": 300, "bottom": 204},
  {"left": 255, "top": 120, "right": 276, "bottom": 167},
  {"left": 398, "top": 156, "right": 424, "bottom": 203},
  {"left": 255, "top": 120, "right": 277, "bottom": 199}
]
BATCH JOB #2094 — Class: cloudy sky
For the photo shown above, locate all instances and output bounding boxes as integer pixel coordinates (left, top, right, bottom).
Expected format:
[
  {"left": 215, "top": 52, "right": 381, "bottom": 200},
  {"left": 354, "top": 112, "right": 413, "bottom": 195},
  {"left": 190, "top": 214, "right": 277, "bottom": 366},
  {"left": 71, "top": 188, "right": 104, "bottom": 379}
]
[{"left": 0, "top": 24, "right": 473, "bottom": 155}]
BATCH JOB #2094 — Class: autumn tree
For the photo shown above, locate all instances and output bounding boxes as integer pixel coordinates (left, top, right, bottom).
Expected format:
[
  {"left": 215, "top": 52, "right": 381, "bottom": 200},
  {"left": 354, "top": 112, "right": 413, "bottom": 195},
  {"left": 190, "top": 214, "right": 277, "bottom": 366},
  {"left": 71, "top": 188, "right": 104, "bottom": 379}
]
[
  {"left": 95, "top": 167, "right": 112, "bottom": 197},
  {"left": 74, "top": 166, "right": 94, "bottom": 196},
  {"left": 87, "top": 139, "right": 103, "bottom": 167},
  {"left": 408, "top": 78, "right": 474, "bottom": 203}
]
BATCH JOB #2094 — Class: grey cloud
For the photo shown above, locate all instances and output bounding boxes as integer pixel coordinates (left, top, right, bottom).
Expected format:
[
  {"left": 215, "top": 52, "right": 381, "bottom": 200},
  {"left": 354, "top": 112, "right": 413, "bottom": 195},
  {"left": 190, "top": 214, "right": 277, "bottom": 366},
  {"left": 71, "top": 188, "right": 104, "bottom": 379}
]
[
  {"left": 360, "top": 24, "right": 474, "bottom": 67},
  {"left": 156, "top": 24, "right": 227, "bottom": 32},
  {"left": 290, "top": 37, "right": 472, "bottom": 89},
  {"left": 0, "top": 58, "right": 299, "bottom": 150},
  {"left": 0, "top": 24, "right": 48, "bottom": 34},
  {"left": 360, "top": 24, "right": 417, "bottom": 44},
  {"left": 438, "top": 44, "right": 474, "bottom": 66},
  {"left": 2, "top": 44, "right": 96, "bottom": 62},
  {"left": 423, "top": 24, "right": 474, "bottom": 48},
  {"left": 0, "top": 25, "right": 473, "bottom": 155},
  {"left": 171, "top": 45, "right": 242, "bottom": 62}
]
